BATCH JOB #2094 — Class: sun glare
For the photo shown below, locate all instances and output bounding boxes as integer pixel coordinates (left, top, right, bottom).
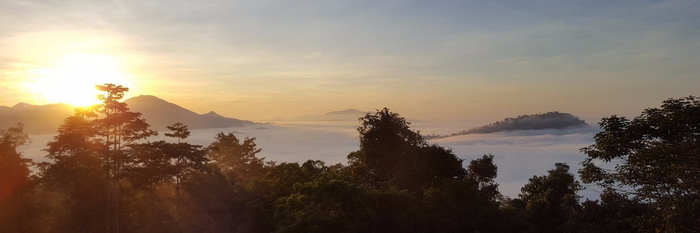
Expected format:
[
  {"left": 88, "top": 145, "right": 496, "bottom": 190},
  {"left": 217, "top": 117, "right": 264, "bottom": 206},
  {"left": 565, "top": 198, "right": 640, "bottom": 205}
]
[{"left": 28, "top": 54, "right": 132, "bottom": 107}]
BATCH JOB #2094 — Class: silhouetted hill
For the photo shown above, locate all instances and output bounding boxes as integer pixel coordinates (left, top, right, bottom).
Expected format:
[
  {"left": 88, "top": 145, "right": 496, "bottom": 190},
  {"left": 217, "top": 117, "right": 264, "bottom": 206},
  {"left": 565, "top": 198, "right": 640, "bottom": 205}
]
[
  {"left": 427, "top": 112, "right": 589, "bottom": 139},
  {"left": 0, "top": 96, "right": 253, "bottom": 134},
  {"left": 272, "top": 108, "right": 368, "bottom": 121},
  {"left": 124, "top": 95, "right": 253, "bottom": 130},
  {"left": 0, "top": 103, "right": 75, "bottom": 134},
  {"left": 0, "top": 106, "right": 10, "bottom": 113},
  {"left": 323, "top": 109, "right": 366, "bottom": 116}
]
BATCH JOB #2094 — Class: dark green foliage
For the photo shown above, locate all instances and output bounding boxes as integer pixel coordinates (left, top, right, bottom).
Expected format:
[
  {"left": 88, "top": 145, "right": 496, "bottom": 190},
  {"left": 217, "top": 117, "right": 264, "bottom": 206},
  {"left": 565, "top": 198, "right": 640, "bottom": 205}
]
[
  {"left": 578, "top": 189, "right": 655, "bottom": 233},
  {"left": 0, "top": 124, "right": 42, "bottom": 233},
  {"left": 164, "top": 122, "right": 190, "bottom": 143},
  {"left": 273, "top": 174, "right": 373, "bottom": 233},
  {"left": 520, "top": 163, "right": 582, "bottom": 233},
  {"left": 347, "top": 108, "right": 426, "bottom": 187},
  {"left": 468, "top": 154, "right": 500, "bottom": 201},
  {"left": 246, "top": 160, "right": 331, "bottom": 232},
  {"left": 0, "top": 123, "right": 31, "bottom": 203},
  {"left": 179, "top": 170, "right": 251, "bottom": 233},
  {"left": 347, "top": 108, "right": 468, "bottom": 192},
  {"left": 38, "top": 107, "right": 110, "bottom": 232},
  {"left": 127, "top": 139, "right": 207, "bottom": 189},
  {"left": 580, "top": 96, "right": 700, "bottom": 232},
  {"left": 208, "top": 132, "right": 264, "bottom": 184}
]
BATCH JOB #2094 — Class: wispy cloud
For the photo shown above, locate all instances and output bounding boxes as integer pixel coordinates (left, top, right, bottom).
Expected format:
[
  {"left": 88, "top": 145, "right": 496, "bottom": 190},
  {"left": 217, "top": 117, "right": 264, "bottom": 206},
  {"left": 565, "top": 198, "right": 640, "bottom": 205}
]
[{"left": 1, "top": 0, "right": 698, "bottom": 120}]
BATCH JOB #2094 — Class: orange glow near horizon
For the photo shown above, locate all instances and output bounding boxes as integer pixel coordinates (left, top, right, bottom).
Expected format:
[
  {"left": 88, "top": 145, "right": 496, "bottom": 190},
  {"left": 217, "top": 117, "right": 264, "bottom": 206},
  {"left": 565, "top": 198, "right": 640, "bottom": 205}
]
[{"left": 25, "top": 53, "right": 133, "bottom": 107}]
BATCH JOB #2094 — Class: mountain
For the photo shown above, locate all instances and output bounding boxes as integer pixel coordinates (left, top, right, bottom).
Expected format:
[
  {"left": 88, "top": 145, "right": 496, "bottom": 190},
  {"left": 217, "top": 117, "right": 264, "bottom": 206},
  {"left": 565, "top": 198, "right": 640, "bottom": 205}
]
[
  {"left": 271, "top": 108, "right": 368, "bottom": 121},
  {"left": 124, "top": 95, "right": 253, "bottom": 130},
  {"left": 323, "top": 109, "right": 366, "bottom": 116},
  {"left": 0, "top": 103, "right": 75, "bottom": 134},
  {"left": 0, "top": 95, "right": 253, "bottom": 134},
  {"left": 428, "top": 112, "right": 589, "bottom": 139}
]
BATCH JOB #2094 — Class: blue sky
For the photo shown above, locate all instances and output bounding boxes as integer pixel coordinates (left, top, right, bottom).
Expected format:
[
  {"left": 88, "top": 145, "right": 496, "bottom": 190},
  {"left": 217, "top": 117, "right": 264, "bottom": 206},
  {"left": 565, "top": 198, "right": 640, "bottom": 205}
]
[{"left": 1, "top": 0, "right": 698, "bottom": 121}]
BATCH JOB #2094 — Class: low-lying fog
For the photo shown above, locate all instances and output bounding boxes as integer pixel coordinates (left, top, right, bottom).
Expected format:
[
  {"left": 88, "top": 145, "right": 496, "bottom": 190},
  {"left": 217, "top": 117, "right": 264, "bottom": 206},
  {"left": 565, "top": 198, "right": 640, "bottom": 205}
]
[{"left": 19, "top": 120, "right": 602, "bottom": 200}]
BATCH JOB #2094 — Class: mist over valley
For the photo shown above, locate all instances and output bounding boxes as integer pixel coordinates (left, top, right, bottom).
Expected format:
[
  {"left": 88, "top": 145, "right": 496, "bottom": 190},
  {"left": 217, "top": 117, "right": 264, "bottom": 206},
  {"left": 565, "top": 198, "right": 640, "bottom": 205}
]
[{"left": 15, "top": 102, "right": 600, "bottom": 199}]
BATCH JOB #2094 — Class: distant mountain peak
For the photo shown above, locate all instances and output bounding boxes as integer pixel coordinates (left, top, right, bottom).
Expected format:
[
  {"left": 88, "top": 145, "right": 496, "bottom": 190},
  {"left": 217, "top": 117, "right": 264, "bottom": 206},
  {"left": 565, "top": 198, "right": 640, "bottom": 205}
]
[
  {"left": 203, "top": 111, "right": 222, "bottom": 117},
  {"left": 132, "top": 94, "right": 158, "bottom": 98},
  {"left": 270, "top": 108, "right": 368, "bottom": 122},
  {"left": 323, "top": 109, "right": 366, "bottom": 116},
  {"left": 128, "top": 95, "right": 169, "bottom": 102},
  {"left": 124, "top": 95, "right": 252, "bottom": 130},
  {"left": 1, "top": 95, "right": 253, "bottom": 134},
  {"left": 12, "top": 102, "right": 35, "bottom": 109}
]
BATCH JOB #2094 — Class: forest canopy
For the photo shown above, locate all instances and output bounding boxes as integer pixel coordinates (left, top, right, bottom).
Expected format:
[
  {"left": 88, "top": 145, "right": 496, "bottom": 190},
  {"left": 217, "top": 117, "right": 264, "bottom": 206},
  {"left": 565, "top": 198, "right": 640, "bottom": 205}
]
[{"left": 0, "top": 85, "right": 697, "bottom": 233}]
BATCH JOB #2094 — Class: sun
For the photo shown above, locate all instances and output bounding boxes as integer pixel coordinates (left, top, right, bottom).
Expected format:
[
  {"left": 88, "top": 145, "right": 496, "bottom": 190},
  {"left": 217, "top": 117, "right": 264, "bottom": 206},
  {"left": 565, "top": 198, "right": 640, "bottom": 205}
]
[{"left": 28, "top": 54, "right": 132, "bottom": 107}]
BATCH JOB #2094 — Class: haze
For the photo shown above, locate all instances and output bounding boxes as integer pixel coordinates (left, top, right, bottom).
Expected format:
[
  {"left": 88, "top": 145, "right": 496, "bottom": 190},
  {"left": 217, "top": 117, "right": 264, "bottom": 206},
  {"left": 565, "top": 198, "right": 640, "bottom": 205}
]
[
  {"left": 1, "top": 0, "right": 698, "bottom": 121},
  {"left": 18, "top": 120, "right": 600, "bottom": 199}
]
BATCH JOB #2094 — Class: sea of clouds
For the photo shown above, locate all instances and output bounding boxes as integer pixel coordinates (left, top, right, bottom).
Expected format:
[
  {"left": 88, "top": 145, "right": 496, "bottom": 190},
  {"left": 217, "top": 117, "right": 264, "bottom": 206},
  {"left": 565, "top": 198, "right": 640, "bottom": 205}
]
[{"left": 19, "top": 120, "right": 604, "bottom": 200}]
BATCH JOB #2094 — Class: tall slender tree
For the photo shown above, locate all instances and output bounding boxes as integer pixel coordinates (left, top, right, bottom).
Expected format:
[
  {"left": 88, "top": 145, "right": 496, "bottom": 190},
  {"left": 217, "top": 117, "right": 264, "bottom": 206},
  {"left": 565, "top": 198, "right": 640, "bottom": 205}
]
[
  {"left": 163, "top": 122, "right": 207, "bottom": 192},
  {"left": 95, "top": 84, "right": 157, "bottom": 233},
  {"left": 41, "top": 84, "right": 157, "bottom": 233}
]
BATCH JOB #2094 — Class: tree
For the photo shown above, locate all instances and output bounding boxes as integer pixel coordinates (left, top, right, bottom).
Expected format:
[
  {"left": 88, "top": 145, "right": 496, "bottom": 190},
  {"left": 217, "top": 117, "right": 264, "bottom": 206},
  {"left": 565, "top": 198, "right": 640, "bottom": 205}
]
[
  {"left": 95, "top": 84, "right": 157, "bottom": 178},
  {"left": 39, "top": 106, "right": 108, "bottom": 232},
  {"left": 96, "top": 84, "right": 157, "bottom": 233},
  {"left": 164, "top": 123, "right": 207, "bottom": 192},
  {"left": 347, "top": 108, "right": 424, "bottom": 186},
  {"left": 578, "top": 188, "right": 655, "bottom": 233},
  {"left": 40, "top": 84, "right": 158, "bottom": 233},
  {"left": 273, "top": 173, "right": 374, "bottom": 233},
  {"left": 0, "top": 123, "right": 31, "bottom": 204},
  {"left": 0, "top": 124, "right": 39, "bottom": 233},
  {"left": 580, "top": 96, "right": 700, "bottom": 232},
  {"left": 520, "top": 163, "right": 582, "bottom": 233},
  {"left": 347, "top": 108, "right": 467, "bottom": 191},
  {"left": 208, "top": 132, "right": 264, "bottom": 184},
  {"left": 468, "top": 154, "right": 500, "bottom": 202},
  {"left": 164, "top": 122, "right": 190, "bottom": 143}
]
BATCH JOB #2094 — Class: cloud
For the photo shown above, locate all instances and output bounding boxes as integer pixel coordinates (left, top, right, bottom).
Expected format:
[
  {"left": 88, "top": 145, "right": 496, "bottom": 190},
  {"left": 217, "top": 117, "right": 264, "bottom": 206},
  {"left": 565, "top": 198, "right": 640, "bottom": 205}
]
[{"left": 2, "top": 0, "right": 699, "bottom": 121}]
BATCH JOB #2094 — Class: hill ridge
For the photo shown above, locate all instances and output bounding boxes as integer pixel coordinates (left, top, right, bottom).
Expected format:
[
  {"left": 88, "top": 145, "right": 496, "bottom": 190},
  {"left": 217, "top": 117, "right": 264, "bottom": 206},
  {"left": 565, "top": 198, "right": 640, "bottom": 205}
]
[
  {"left": 0, "top": 95, "right": 253, "bottom": 134},
  {"left": 426, "top": 111, "right": 589, "bottom": 139}
]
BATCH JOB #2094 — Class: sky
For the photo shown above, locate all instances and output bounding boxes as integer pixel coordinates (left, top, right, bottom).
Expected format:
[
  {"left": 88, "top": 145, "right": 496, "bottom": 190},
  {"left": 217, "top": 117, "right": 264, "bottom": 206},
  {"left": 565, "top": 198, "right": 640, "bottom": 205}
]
[{"left": 1, "top": 0, "right": 699, "bottom": 121}]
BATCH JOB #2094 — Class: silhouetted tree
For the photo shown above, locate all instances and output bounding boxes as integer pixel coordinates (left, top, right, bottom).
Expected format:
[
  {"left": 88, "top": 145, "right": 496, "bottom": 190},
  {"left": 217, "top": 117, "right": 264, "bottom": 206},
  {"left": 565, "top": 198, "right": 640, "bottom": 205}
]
[
  {"left": 273, "top": 168, "right": 374, "bottom": 233},
  {"left": 578, "top": 188, "right": 655, "bottom": 233},
  {"left": 347, "top": 108, "right": 424, "bottom": 187},
  {"left": 347, "top": 108, "right": 467, "bottom": 191},
  {"left": 96, "top": 84, "right": 157, "bottom": 233},
  {"left": 468, "top": 154, "right": 500, "bottom": 202},
  {"left": 0, "top": 123, "right": 31, "bottom": 204},
  {"left": 520, "top": 163, "right": 582, "bottom": 233},
  {"left": 163, "top": 123, "right": 207, "bottom": 192},
  {"left": 580, "top": 96, "right": 700, "bottom": 232},
  {"left": 208, "top": 132, "right": 264, "bottom": 184},
  {"left": 40, "top": 84, "right": 157, "bottom": 233},
  {"left": 0, "top": 124, "right": 40, "bottom": 233},
  {"left": 39, "top": 106, "right": 109, "bottom": 232},
  {"left": 164, "top": 122, "right": 190, "bottom": 143}
]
